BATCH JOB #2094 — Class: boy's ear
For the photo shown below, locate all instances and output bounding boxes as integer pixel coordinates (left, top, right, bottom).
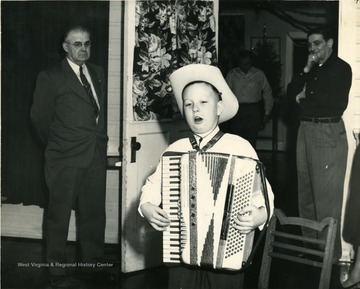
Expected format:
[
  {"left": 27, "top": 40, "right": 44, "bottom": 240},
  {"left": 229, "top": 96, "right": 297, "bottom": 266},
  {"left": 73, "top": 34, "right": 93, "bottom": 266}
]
[{"left": 217, "top": 100, "right": 223, "bottom": 116}]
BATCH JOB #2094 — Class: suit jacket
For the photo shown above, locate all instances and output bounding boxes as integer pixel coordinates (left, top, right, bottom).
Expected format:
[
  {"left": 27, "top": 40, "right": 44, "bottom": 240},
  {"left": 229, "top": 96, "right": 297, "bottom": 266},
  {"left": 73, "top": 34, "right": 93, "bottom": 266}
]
[{"left": 31, "top": 58, "right": 108, "bottom": 168}]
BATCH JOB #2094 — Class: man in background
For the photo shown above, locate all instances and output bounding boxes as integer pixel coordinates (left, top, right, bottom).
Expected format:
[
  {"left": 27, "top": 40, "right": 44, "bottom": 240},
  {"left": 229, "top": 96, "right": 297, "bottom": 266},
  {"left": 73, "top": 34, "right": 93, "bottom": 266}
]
[
  {"left": 288, "top": 25, "right": 352, "bottom": 263},
  {"left": 225, "top": 50, "right": 274, "bottom": 148},
  {"left": 31, "top": 25, "right": 112, "bottom": 289}
]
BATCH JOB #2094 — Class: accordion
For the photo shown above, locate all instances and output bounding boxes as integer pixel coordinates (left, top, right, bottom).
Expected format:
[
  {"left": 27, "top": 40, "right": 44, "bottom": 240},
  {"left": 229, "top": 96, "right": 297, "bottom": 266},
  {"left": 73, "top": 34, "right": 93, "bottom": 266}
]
[{"left": 161, "top": 151, "right": 268, "bottom": 271}]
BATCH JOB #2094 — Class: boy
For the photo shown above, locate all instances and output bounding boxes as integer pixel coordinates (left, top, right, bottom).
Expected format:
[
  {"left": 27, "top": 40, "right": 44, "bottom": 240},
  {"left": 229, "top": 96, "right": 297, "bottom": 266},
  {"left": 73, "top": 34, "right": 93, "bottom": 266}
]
[{"left": 139, "top": 64, "right": 274, "bottom": 289}]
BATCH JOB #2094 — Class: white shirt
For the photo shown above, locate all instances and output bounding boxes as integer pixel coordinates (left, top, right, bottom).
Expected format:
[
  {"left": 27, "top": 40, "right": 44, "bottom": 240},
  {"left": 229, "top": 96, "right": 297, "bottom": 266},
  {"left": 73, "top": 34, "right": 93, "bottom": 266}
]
[
  {"left": 226, "top": 66, "right": 273, "bottom": 115},
  {"left": 66, "top": 58, "right": 100, "bottom": 110}
]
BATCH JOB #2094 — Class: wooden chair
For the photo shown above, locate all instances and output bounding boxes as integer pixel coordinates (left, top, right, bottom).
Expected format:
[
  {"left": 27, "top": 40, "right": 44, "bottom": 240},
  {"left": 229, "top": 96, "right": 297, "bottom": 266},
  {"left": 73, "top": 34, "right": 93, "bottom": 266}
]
[{"left": 258, "top": 208, "right": 338, "bottom": 289}]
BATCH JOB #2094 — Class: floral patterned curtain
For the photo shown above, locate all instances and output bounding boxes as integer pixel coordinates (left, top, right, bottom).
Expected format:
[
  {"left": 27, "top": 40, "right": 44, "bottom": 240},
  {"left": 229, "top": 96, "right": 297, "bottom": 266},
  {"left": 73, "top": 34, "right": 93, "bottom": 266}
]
[{"left": 133, "top": 0, "right": 217, "bottom": 121}]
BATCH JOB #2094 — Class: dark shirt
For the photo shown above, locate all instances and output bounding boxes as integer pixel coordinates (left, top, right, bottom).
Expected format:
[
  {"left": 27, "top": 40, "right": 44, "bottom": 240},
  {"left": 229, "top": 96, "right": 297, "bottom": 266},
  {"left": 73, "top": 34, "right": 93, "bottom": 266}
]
[{"left": 289, "top": 53, "right": 352, "bottom": 118}]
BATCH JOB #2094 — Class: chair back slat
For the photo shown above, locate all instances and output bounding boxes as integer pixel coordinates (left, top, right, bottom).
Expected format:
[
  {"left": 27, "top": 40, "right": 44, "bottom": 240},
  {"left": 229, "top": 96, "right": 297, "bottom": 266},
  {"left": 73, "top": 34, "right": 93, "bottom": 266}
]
[{"left": 258, "top": 208, "right": 337, "bottom": 289}]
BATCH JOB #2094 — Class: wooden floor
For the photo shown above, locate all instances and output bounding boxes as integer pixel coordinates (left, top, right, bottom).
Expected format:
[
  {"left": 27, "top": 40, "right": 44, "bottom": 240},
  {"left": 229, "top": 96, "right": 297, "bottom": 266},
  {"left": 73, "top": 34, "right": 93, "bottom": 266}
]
[{"left": 1, "top": 151, "right": 345, "bottom": 289}]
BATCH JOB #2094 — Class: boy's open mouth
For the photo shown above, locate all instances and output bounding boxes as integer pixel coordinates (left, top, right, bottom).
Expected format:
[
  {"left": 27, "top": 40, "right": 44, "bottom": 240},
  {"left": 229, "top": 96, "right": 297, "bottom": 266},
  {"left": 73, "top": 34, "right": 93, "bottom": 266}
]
[{"left": 194, "top": 116, "right": 203, "bottom": 124}]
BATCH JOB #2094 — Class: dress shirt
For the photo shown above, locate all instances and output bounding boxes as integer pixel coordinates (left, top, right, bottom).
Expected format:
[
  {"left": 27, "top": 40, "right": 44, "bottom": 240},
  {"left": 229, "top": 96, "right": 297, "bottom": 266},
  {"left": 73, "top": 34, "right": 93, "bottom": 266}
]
[
  {"left": 138, "top": 127, "right": 274, "bottom": 229},
  {"left": 226, "top": 66, "right": 274, "bottom": 115},
  {"left": 67, "top": 58, "right": 100, "bottom": 110},
  {"left": 289, "top": 53, "right": 352, "bottom": 118},
  {"left": 194, "top": 127, "right": 220, "bottom": 150}
]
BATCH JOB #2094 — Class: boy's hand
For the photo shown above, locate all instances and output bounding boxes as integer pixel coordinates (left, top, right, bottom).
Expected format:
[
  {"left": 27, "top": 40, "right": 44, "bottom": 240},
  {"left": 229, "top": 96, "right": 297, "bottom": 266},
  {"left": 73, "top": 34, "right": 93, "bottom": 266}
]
[
  {"left": 141, "top": 202, "right": 171, "bottom": 231},
  {"left": 232, "top": 205, "right": 267, "bottom": 234}
]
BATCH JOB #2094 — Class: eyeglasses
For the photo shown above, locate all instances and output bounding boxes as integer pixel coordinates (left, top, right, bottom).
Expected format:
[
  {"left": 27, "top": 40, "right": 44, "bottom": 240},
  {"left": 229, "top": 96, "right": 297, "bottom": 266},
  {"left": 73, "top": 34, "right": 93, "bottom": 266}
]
[{"left": 66, "top": 41, "right": 91, "bottom": 49}]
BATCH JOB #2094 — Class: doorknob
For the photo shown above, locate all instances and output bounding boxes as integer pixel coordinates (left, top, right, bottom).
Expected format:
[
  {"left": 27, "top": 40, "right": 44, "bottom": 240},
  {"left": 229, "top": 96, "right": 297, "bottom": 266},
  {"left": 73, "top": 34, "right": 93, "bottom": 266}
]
[{"left": 131, "top": 137, "right": 141, "bottom": 163}]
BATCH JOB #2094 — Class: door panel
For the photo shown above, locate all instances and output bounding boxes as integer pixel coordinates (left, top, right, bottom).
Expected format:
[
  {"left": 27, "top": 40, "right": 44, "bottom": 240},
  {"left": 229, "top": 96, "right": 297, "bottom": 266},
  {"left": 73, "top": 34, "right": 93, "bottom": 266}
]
[
  {"left": 121, "top": 1, "right": 190, "bottom": 272},
  {"left": 122, "top": 121, "right": 189, "bottom": 272}
]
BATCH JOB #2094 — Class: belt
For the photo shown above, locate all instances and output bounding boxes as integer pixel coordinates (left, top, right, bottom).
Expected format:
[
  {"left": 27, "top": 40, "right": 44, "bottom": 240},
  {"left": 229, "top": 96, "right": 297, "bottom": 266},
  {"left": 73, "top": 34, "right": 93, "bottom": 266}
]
[{"left": 300, "top": 117, "right": 341, "bottom": 123}]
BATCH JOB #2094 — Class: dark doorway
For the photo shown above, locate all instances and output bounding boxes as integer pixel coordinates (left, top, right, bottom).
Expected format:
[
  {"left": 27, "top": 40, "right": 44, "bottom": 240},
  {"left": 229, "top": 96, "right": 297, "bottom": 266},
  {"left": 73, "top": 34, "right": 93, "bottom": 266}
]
[
  {"left": 1, "top": 1, "right": 110, "bottom": 207},
  {"left": 286, "top": 39, "right": 308, "bottom": 154}
]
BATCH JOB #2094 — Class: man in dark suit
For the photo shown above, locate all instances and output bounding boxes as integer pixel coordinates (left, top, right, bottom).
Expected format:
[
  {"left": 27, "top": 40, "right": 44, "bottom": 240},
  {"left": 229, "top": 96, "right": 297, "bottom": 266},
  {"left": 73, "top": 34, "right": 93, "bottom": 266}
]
[{"left": 31, "top": 25, "right": 110, "bottom": 289}]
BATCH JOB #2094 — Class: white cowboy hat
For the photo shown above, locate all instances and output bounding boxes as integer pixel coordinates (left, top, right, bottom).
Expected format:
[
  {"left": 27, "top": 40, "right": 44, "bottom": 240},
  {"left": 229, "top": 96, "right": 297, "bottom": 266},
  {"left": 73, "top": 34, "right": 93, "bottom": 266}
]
[{"left": 169, "top": 64, "right": 238, "bottom": 123}]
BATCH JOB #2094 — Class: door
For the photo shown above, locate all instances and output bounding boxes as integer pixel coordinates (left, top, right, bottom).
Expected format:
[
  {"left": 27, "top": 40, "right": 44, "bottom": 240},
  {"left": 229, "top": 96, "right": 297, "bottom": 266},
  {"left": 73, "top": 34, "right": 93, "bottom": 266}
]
[{"left": 121, "top": 1, "right": 190, "bottom": 273}]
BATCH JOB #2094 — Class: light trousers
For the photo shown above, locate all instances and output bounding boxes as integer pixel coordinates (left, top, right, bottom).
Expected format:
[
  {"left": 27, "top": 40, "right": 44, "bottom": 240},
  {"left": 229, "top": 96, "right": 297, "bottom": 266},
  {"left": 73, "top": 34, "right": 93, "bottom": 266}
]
[{"left": 296, "top": 119, "right": 348, "bottom": 260}]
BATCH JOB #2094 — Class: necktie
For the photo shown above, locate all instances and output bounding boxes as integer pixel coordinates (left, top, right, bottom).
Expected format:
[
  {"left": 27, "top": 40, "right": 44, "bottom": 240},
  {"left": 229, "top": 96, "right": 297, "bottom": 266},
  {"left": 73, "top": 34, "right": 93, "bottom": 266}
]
[
  {"left": 189, "top": 131, "right": 224, "bottom": 152},
  {"left": 79, "top": 66, "right": 99, "bottom": 116}
]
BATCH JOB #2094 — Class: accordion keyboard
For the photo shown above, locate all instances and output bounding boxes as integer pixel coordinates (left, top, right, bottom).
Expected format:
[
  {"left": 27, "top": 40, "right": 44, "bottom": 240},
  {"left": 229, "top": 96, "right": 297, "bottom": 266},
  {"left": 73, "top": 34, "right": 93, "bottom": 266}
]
[{"left": 162, "top": 153, "right": 183, "bottom": 263}]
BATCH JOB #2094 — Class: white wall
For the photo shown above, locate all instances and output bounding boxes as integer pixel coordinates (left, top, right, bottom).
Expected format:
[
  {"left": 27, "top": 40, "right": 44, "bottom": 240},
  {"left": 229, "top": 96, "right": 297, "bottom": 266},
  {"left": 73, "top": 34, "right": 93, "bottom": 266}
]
[{"left": 338, "top": 0, "right": 360, "bottom": 261}]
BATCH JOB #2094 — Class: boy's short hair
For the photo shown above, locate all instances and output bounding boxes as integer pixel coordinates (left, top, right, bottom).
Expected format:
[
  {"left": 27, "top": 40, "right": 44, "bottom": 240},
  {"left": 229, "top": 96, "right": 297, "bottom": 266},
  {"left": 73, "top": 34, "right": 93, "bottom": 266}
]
[{"left": 169, "top": 64, "right": 238, "bottom": 123}]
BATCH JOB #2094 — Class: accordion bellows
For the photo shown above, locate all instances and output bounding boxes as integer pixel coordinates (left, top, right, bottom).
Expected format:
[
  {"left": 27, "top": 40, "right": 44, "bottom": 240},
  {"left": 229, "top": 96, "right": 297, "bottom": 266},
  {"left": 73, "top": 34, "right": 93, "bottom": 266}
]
[{"left": 162, "top": 151, "right": 266, "bottom": 271}]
